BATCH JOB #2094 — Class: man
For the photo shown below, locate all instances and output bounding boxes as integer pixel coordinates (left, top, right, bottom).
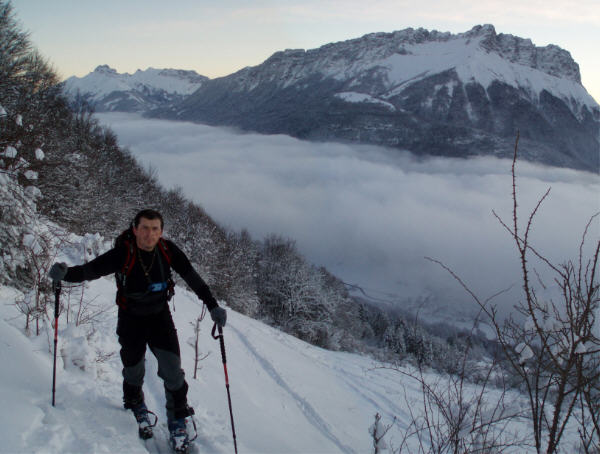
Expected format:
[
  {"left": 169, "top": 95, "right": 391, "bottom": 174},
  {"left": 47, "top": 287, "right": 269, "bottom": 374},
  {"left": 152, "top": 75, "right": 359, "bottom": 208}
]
[{"left": 49, "top": 209, "right": 226, "bottom": 453}]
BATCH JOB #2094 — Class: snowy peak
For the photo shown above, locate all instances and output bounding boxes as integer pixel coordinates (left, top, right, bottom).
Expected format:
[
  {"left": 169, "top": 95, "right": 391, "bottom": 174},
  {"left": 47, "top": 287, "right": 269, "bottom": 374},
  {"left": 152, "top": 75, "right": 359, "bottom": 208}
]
[
  {"left": 93, "top": 64, "right": 118, "bottom": 75},
  {"left": 470, "top": 24, "right": 581, "bottom": 83},
  {"left": 354, "top": 24, "right": 581, "bottom": 84},
  {"left": 62, "top": 65, "right": 208, "bottom": 112},
  {"left": 69, "top": 64, "right": 208, "bottom": 95}
]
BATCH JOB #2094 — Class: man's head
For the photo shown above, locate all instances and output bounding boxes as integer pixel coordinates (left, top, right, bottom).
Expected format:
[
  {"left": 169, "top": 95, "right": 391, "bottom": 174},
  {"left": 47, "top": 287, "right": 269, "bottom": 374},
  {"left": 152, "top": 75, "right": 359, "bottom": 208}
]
[{"left": 133, "top": 209, "right": 164, "bottom": 251}]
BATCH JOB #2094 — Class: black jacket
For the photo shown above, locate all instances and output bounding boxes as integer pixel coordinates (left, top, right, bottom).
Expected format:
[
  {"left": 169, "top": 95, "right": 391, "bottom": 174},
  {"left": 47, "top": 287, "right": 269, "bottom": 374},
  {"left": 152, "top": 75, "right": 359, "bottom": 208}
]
[{"left": 63, "top": 239, "right": 218, "bottom": 315}]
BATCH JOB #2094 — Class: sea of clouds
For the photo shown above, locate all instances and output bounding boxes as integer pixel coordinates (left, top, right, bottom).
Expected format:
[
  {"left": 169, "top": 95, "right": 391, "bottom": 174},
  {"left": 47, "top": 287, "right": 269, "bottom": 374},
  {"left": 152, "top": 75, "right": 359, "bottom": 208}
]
[{"left": 97, "top": 113, "right": 599, "bottom": 324}]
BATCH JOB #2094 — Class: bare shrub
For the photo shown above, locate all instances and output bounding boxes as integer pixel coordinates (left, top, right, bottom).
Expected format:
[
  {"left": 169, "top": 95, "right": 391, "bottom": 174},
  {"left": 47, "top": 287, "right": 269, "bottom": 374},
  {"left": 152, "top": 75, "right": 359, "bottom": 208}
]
[{"left": 427, "top": 133, "right": 599, "bottom": 453}]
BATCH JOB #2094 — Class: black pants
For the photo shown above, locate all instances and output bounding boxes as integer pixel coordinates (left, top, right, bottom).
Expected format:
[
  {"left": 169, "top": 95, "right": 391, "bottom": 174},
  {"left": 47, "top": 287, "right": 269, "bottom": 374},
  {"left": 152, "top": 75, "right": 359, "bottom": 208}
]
[{"left": 117, "top": 307, "right": 188, "bottom": 420}]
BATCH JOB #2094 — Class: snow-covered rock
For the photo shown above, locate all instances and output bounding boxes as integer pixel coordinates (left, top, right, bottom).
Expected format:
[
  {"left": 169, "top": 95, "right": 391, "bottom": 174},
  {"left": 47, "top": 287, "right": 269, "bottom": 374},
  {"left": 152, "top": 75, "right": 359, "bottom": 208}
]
[
  {"left": 2, "top": 146, "right": 17, "bottom": 158},
  {"left": 24, "top": 170, "right": 38, "bottom": 180}
]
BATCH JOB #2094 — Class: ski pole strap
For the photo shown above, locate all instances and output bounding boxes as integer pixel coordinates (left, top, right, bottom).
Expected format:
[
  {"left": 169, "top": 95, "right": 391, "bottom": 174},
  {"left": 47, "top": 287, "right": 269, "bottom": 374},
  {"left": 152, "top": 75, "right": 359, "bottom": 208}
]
[
  {"left": 212, "top": 323, "right": 227, "bottom": 365},
  {"left": 211, "top": 322, "right": 220, "bottom": 339}
]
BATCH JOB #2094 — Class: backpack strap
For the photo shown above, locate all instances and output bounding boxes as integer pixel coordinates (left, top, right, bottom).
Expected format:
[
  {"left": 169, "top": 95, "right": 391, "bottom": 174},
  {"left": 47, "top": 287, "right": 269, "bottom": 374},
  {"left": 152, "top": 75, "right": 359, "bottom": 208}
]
[
  {"left": 115, "top": 232, "right": 136, "bottom": 309},
  {"left": 121, "top": 239, "right": 137, "bottom": 278},
  {"left": 157, "top": 238, "right": 172, "bottom": 265},
  {"left": 156, "top": 238, "right": 175, "bottom": 301}
]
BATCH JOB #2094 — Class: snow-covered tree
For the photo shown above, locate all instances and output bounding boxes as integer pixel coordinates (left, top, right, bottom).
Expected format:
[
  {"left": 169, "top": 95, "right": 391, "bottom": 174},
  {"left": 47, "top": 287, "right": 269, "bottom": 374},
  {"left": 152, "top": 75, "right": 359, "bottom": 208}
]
[{"left": 256, "top": 235, "right": 336, "bottom": 346}]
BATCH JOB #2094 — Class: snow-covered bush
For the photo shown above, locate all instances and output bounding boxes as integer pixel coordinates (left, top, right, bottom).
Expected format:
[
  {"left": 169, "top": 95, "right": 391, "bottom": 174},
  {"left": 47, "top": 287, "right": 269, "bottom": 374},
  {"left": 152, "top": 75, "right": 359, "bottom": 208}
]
[{"left": 369, "top": 413, "right": 392, "bottom": 454}]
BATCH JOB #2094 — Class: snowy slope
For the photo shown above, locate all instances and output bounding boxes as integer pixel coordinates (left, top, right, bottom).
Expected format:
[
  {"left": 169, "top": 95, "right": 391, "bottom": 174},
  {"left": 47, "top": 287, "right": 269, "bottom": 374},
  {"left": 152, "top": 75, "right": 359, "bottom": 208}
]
[
  {"left": 0, "top": 278, "right": 413, "bottom": 454},
  {"left": 377, "top": 34, "right": 597, "bottom": 118},
  {"left": 0, "top": 254, "right": 543, "bottom": 454}
]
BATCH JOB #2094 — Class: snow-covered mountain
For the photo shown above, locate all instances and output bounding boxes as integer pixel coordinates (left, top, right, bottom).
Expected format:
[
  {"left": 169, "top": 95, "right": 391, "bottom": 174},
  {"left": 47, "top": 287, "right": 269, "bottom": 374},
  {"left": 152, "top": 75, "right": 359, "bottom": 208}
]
[
  {"left": 155, "top": 24, "right": 599, "bottom": 171},
  {"left": 62, "top": 65, "right": 208, "bottom": 112}
]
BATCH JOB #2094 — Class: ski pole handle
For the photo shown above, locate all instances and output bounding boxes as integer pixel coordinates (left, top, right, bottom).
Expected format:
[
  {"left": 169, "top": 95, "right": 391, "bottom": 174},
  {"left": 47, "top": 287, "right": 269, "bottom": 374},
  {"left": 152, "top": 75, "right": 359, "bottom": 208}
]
[{"left": 53, "top": 280, "right": 61, "bottom": 318}]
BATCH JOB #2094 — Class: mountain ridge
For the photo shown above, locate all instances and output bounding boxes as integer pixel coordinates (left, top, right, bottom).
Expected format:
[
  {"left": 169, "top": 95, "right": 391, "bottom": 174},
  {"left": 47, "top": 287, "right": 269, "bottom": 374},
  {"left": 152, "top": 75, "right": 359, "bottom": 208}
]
[
  {"left": 62, "top": 65, "right": 208, "bottom": 112},
  {"left": 154, "top": 24, "right": 598, "bottom": 171},
  {"left": 64, "top": 25, "right": 599, "bottom": 171}
]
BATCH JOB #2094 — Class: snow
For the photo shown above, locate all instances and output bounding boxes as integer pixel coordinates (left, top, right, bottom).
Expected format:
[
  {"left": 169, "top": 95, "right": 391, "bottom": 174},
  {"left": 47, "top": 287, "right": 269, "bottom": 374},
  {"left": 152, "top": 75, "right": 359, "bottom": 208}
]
[
  {"left": 335, "top": 92, "right": 396, "bottom": 111},
  {"left": 574, "top": 342, "right": 588, "bottom": 355},
  {"left": 24, "top": 186, "right": 42, "bottom": 200},
  {"left": 515, "top": 342, "right": 534, "bottom": 363},
  {"left": 0, "top": 264, "right": 540, "bottom": 453},
  {"left": 2, "top": 146, "right": 17, "bottom": 158},
  {"left": 22, "top": 234, "right": 42, "bottom": 254},
  {"left": 63, "top": 66, "right": 205, "bottom": 102},
  {"left": 24, "top": 170, "right": 38, "bottom": 180},
  {"left": 131, "top": 68, "right": 203, "bottom": 95},
  {"left": 322, "top": 32, "right": 596, "bottom": 119}
]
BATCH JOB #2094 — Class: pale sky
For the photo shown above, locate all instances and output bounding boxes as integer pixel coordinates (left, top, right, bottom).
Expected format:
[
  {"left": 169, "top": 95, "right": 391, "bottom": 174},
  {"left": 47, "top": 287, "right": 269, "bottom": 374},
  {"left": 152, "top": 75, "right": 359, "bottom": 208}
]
[{"left": 14, "top": 0, "right": 599, "bottom": 102}]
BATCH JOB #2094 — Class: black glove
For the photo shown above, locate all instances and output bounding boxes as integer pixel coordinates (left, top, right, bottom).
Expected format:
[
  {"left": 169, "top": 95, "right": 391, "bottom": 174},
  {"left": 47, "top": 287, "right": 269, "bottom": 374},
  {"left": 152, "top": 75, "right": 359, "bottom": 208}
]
[
  {"left": 210, "top": 306, "right": 227, "bottom": 328},
  {"left": 48, "top": 262, "right": 68, "bottom": 282}
]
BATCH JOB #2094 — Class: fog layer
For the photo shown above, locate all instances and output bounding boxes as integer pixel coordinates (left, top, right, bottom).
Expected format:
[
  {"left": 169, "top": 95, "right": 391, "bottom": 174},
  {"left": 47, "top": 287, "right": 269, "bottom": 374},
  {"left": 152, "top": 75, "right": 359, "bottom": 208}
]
[{"left": 97, "top": 113, "right": 600, "bottom": 323}]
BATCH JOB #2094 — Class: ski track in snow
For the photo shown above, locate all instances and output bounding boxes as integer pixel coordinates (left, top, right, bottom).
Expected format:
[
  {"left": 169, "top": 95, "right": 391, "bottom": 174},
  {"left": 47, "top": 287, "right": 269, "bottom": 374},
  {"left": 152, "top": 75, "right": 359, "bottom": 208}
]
[
  {"left": 335, "top": 369, "right": 412, "bottom": 427},
  {"left": 230, "top": 324, "right": 357, "bottom": 454},
  {"left": 281, "top": 331, "right": 415, "bottom": 428},
  {"left": 143, "top": 435, "right": 165, "bottom": 454}
]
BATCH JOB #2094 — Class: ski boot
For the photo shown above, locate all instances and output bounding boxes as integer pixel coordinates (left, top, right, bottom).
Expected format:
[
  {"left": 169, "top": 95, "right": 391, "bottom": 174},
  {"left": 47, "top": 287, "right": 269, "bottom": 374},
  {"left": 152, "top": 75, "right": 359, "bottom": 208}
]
[
  {"left": 168, "top": 417, "right": 190, "bottom": 453},
  {"left": 168, "top": 411, "right": 198, "bottom": 454},
  {"left": 132, "top": 402, "right": 158, "bottom": 440}
]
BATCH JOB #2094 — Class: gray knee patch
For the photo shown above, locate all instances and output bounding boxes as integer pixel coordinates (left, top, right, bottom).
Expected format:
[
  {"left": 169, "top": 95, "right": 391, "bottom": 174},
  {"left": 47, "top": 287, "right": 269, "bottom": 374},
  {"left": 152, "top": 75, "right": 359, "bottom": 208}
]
[
  {"left": 152, "top": 347, "right": 185, "bottom": 391},
  {"left": 123, "top": 357, "right": 145, "bottom": 387}
]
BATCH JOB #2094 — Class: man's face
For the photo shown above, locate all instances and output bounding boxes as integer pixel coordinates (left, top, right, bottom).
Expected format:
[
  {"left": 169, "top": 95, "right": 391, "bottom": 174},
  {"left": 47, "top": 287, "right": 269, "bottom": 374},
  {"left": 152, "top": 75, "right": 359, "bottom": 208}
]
[{"left": 133, "top": 217, "right": 163, "bottom": 251}]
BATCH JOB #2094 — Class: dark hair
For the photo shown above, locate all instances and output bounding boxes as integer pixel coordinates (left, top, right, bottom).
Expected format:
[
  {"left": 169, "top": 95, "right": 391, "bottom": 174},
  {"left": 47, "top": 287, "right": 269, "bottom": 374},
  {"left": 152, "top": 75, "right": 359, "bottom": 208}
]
[{"left": 134, "top": 209, "right": 164, "bottom": 229}]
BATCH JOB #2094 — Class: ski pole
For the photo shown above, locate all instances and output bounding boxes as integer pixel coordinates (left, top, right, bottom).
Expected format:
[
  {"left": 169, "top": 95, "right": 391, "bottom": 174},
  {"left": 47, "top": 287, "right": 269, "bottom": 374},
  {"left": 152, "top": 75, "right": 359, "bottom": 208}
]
[
  {"left": 212, "top": 323, "right": 238, "bottom": 454},
  {"left": 52, "top": 280, "right": 61, "bottom": 407}
]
